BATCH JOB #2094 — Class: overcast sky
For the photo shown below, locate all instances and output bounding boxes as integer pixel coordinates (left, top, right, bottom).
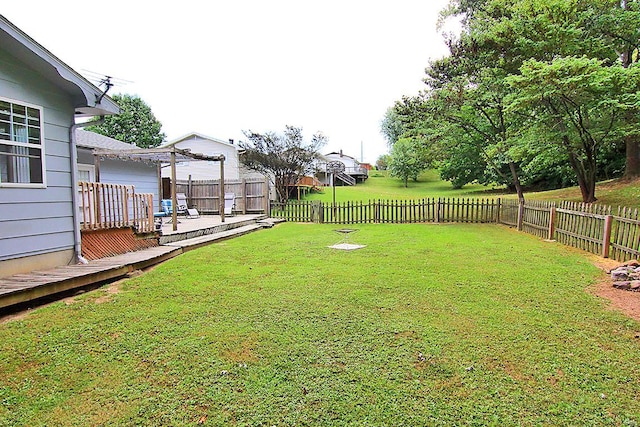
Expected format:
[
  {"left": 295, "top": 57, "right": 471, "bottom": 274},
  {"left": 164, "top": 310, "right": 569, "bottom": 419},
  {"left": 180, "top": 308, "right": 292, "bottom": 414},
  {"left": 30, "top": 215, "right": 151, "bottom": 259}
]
[{"left": 3, "top": 1, "right": 452, "bottom": 164}]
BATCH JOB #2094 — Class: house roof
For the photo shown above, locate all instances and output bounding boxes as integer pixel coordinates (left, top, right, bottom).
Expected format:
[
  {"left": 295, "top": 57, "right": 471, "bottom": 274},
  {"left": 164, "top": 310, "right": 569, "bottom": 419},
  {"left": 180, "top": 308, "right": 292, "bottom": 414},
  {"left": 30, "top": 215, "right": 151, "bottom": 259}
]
[
  {"left": 76, "top": 129, "right": 137, "bottom": 151},
  {"left": 325, "top": 151, "right": 358, "bottom": 161},
  {"left": 162, "top": 132, "right": 242, "bottom": 151},
  {"left": 0, "top": 15, "right": 119, "bottom": 117}
]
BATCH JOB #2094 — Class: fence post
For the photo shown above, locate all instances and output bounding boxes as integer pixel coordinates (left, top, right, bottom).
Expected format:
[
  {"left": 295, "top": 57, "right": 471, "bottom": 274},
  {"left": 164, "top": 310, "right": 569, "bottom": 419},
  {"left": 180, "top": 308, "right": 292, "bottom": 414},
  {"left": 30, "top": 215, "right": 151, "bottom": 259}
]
[
  {"left": 435, "top": 198, "right": 441, "bottom": 223},
  {"left": 548, "top": 206, "right": 556, "bottom": 241},
  {"left": 517, "top": 201, "right": 524, "bottom": 231},
  {"left": 311, "top": 201, "right": 319, "bottom": 223},
  {"left": 496, "top": 198, "right": 501, "bottom": 224},
  {"left": 602, "top": 215, "right": 613, "bottom": 258},
  {"left": 263, "top": 180, "right": 269, "bottom": 214}
]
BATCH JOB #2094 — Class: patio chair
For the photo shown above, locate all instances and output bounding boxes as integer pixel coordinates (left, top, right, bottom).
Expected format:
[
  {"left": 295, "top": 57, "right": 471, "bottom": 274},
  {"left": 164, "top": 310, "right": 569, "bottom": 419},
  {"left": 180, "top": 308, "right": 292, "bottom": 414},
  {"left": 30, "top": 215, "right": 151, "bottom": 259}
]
[
  {"left": 155, "top": 199, "right": 180, "bottom": 224},
  {"left": 176, "top": 193, "right": 199, "bottom": 218},
  {"left": 224, "top": 192, "right": 236, "bottom": 216}
]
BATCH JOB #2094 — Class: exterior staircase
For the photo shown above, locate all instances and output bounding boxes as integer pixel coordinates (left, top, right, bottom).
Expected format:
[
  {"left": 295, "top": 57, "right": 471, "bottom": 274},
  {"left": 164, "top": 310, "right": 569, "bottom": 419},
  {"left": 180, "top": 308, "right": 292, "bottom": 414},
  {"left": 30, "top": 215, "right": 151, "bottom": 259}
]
[{"left": 335, "top": 172, "right": 356, "bottom": 186}]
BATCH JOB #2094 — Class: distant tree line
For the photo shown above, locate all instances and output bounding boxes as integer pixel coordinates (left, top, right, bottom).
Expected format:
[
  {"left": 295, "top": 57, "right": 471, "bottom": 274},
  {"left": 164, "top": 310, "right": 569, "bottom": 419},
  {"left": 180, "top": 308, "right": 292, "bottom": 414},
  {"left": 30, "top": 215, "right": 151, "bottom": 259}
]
[{"left": 381, "top": 0, "right": 640, "bottom": 202}]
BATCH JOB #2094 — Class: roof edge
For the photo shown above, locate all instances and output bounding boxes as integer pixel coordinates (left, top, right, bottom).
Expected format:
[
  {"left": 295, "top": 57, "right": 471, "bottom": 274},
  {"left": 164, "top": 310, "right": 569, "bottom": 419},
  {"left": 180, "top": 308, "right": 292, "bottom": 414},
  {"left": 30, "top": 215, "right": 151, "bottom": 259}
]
[{"left": 0, "top": 14, "right": 119, "bottom": 116}]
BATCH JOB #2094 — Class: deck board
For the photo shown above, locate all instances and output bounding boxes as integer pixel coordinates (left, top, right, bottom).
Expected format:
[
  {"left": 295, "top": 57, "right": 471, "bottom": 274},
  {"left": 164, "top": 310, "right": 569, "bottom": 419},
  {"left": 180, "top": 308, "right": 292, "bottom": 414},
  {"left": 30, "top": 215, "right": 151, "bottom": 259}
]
[
  {"left": 0, "top": 246, "right": 181, "bottom": 310},
  {"left": 0, "top": 214, "right": 272, "bottom": 311}
]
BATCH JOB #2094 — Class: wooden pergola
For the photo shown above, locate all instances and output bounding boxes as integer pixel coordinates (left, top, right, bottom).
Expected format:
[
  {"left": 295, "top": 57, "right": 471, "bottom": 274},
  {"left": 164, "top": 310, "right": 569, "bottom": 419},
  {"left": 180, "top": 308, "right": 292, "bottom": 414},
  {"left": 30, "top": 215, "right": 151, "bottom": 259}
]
[{"left": 93, "top": 146, "right": 226, "bottom": 231}]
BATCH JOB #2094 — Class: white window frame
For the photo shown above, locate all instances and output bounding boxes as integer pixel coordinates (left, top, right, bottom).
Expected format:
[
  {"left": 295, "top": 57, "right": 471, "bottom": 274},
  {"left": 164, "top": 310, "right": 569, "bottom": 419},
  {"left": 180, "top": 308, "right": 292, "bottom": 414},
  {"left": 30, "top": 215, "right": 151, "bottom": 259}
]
[
  {"left": 0, "top": 96, "right": 46, "bottom": 188},
  {"left": 77, "top": 164, "right": 96, "bottom": 183}
]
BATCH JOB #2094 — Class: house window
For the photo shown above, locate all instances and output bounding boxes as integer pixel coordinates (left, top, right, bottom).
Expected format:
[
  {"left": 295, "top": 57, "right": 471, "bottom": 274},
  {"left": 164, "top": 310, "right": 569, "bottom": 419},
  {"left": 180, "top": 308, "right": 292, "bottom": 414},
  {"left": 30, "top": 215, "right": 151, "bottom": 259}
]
[
  {"left": 0, "top": 97, "right": 45, "bottom": 186},
  {"left": 77, "top": 164, "right": 95, "bottom": 183}
]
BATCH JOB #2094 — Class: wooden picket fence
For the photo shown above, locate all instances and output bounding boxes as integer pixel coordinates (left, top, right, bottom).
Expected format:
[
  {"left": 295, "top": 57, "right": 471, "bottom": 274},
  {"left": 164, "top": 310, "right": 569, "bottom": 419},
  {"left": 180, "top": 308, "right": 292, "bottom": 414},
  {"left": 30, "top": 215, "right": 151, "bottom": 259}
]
[
  {"left": 270, "top": 198, "right": 499, "bottom": 225},
  {"left": 271, "top": 198, "right": 640, "bottom": 262}
]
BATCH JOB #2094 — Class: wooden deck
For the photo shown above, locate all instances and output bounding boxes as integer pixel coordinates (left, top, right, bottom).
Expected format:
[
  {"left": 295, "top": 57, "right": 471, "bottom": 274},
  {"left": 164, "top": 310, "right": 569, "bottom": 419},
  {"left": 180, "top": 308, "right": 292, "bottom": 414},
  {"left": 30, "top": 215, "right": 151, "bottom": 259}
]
[
  {"left": 0, "top": 246, "right": 180, "bottom": 311},
  {"left": 0, "top": 214, "right": 276, "bottom": 312}
]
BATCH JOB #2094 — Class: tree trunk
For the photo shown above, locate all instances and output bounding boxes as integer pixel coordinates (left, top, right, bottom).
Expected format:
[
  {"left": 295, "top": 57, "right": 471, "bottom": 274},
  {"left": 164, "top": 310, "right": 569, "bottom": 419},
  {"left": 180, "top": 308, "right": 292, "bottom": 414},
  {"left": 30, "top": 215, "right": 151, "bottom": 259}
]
[
  {"left": 508, "top": 161, "right": 525, "bottom": 203},
  {"left": 624, "top": 134, "right": 640, "bottom": 178},
  {"left": 565, "top": 138, "right": 597, "bottom": 203}
]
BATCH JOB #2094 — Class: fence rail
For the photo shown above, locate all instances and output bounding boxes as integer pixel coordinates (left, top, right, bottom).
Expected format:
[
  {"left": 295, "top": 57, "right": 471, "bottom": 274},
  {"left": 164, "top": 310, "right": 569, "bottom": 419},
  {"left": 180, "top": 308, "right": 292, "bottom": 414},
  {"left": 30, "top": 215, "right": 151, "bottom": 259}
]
[
  {"left": 78, "top": 181, "right": 155, "bottom": 233},
  {"left": 271, "top": 198, "right": 640, "bottom": 262}
]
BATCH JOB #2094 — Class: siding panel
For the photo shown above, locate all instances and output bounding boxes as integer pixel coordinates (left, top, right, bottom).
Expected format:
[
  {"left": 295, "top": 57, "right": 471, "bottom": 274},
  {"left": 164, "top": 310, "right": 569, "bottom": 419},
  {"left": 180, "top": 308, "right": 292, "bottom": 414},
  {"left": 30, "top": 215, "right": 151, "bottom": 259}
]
[
  {"left": 0, "top": 216, "right": 73, "bottom": 240},
  {"left": 0, "top": 44, "right": 76, "bottom": 261}
]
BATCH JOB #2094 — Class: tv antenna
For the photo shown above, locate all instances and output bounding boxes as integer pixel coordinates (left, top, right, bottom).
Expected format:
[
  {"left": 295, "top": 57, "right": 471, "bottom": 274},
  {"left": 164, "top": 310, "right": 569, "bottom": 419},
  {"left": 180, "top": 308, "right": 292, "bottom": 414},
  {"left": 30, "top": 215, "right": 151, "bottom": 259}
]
[{"left": 81, "top": 70, "right": 133, "bottom": 103}]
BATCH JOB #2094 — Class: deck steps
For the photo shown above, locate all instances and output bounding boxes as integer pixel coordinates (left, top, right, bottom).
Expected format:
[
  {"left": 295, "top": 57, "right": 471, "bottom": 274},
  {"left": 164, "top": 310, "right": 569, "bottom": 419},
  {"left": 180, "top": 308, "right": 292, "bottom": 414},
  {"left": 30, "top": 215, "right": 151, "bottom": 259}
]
[
  {"left": 164, "top": 224, "right": 265, "bottom": 251},
  {"left": 159, "top": 215, "right": 267, "bottom": 245}
]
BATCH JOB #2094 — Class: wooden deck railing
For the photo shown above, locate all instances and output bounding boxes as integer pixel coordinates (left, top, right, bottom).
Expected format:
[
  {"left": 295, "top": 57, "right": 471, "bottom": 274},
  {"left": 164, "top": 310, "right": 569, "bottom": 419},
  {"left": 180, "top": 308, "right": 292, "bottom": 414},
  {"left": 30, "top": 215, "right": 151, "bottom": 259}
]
[
  {"left": 78, "top": 181, "right": 155, "bottom": 233},
  {"left": 271, "top": 198, "right": 640, "bottom": 262}
]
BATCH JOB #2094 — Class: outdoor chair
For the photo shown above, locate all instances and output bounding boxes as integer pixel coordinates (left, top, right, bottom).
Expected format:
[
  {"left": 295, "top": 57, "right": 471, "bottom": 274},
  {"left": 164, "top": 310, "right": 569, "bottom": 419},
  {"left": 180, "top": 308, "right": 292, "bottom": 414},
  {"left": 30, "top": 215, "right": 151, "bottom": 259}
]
[
  {"left": 176, "top": 193, "right": 199, "bottom": 218},
  {"left": 224, "top": 192, "right": 236, "bottom": 216},
  {"left": 154, "top": 199, "right": 180, "bottom": 224}
]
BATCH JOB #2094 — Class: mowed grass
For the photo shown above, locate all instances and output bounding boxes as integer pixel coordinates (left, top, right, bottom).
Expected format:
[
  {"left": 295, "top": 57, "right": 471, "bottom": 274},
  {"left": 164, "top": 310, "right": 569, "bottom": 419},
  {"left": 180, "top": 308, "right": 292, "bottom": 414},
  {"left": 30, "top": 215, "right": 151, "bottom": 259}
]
[
  {"left": 1, "top": 223, "right": 639, "bottom": 426},
  {"left": 305, "top": 170, "right": 498, "bottom": 203},
  {"left": 309, "top": 170, "right": 640, "bottom": 209}
]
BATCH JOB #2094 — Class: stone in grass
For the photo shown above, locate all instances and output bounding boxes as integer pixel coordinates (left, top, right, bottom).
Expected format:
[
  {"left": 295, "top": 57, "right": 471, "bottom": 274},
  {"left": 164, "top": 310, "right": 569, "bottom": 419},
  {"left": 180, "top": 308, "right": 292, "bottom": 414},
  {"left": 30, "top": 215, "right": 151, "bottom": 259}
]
[
  {"left": 622, "top": 259, "right": 640, "bottom": 268},
  {"left": 613, "top": 281, "right": 631, "bottom": 290},
  {"left": 613, "top": 280, "right": 640, "bottom": 290},
  {"left": 611, "top": 268, "right": 632, "bottom": 281}
]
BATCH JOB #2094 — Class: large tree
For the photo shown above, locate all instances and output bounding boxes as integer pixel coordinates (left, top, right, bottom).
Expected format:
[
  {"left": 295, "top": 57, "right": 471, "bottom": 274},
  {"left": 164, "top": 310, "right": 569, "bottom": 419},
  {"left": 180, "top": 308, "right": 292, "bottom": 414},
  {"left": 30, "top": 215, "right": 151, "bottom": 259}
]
[
  {"left": 379, "top": 107, "right": 404, "bottom": 147},
  {"left": 240, "top": 126, "right": 326, "bottom": 203},
  {"left": 88, "top": 94, "right": 166, "bottom": 148},
  {"left": 388, "top": 138, "right": 430, "bottom": 187},
  {"left": 392, "top": 0, "right": 639, "bottom": 202},
  {"left": 507, "top": 57, "right": 640, "bottom": 202}
]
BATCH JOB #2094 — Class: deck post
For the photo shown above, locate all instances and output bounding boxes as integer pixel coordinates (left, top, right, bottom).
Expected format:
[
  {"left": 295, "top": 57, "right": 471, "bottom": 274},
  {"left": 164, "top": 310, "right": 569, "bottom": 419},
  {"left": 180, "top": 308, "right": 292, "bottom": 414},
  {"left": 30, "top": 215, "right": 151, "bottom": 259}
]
[
  {"left": 220, "top": 157, "right": 225, "bottom": 223},
  {"left": 170, "top": 148, "right": 178, "bottom": 231},
  {"left": 242, "top": 178, "right": 247, "bottom": 214}
]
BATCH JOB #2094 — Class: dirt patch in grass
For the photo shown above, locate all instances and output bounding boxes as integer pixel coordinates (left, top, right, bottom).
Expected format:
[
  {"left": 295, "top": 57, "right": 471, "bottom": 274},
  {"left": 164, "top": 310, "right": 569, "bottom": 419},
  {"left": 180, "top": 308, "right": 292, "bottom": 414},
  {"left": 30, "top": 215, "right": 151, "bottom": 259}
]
[
  {"left": 589, "top": 256, "right": 640, "bottom": 322},
  {"left": 94, "top": 282, "right": 122, "bottom": 304}
]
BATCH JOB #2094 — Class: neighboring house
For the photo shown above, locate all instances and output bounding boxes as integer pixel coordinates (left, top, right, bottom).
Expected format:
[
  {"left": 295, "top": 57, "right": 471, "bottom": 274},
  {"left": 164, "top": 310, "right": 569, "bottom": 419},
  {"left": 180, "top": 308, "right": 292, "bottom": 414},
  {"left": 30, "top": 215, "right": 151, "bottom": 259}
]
[
  {"left": 0, "top": 15, "right": 119, "bottom": 278},
  {"left": 160, "top": 132, "right": 247, "bottom": 181},
  {"left": 317, "top": 150, "right": 369, "bottom": 185},
  {"left": 76, "top": 129, "right": 159, "bottom": 208}
]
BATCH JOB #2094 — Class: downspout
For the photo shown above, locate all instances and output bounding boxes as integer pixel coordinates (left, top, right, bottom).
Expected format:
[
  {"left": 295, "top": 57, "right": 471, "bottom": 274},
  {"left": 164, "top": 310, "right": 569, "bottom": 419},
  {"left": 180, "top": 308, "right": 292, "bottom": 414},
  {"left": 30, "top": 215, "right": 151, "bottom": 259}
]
[{"left": 69, "top": 117, "right": 104, "bottom": 264}]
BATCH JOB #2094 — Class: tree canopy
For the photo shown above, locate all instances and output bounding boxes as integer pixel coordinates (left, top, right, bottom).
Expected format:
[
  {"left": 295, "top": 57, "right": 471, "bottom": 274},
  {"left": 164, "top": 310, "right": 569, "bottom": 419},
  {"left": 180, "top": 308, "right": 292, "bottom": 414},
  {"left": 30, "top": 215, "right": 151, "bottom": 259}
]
[
  {"left": 240, "top": 126, "right": 326, "bottom": 203},
  {"left": 88, "top": 94, "right": 166, "bottom": 148},
  {"left": 387, "top": 0, "right": 640, "bottom": 202}
]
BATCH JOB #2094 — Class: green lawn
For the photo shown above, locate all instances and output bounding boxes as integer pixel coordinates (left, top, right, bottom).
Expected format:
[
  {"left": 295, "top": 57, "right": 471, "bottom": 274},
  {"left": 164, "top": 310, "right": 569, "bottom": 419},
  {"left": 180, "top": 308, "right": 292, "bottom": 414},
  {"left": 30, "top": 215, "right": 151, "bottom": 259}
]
[
  {"left": 305, "top": 170, "right": 500, "bottom": 203},
  {"left": 2, "top": 223, "right": 639, "bottom": 426},
  {"left": 309, "top": 170, "right": 640, "bottom": 209}
]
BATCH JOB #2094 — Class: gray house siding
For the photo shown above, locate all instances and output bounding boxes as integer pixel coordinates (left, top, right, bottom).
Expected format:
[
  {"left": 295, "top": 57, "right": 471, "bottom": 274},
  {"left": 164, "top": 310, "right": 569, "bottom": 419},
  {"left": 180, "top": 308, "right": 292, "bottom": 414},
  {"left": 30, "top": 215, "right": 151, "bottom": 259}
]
[
  {"left": 0, "top": 44, "right": 76, "bottom": 263},
  {"left": 77, "top": 148, "right": 159, "bottom": 206},
  {"left": 99, "top": 159, "right": 158, "bottom": 203}
]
